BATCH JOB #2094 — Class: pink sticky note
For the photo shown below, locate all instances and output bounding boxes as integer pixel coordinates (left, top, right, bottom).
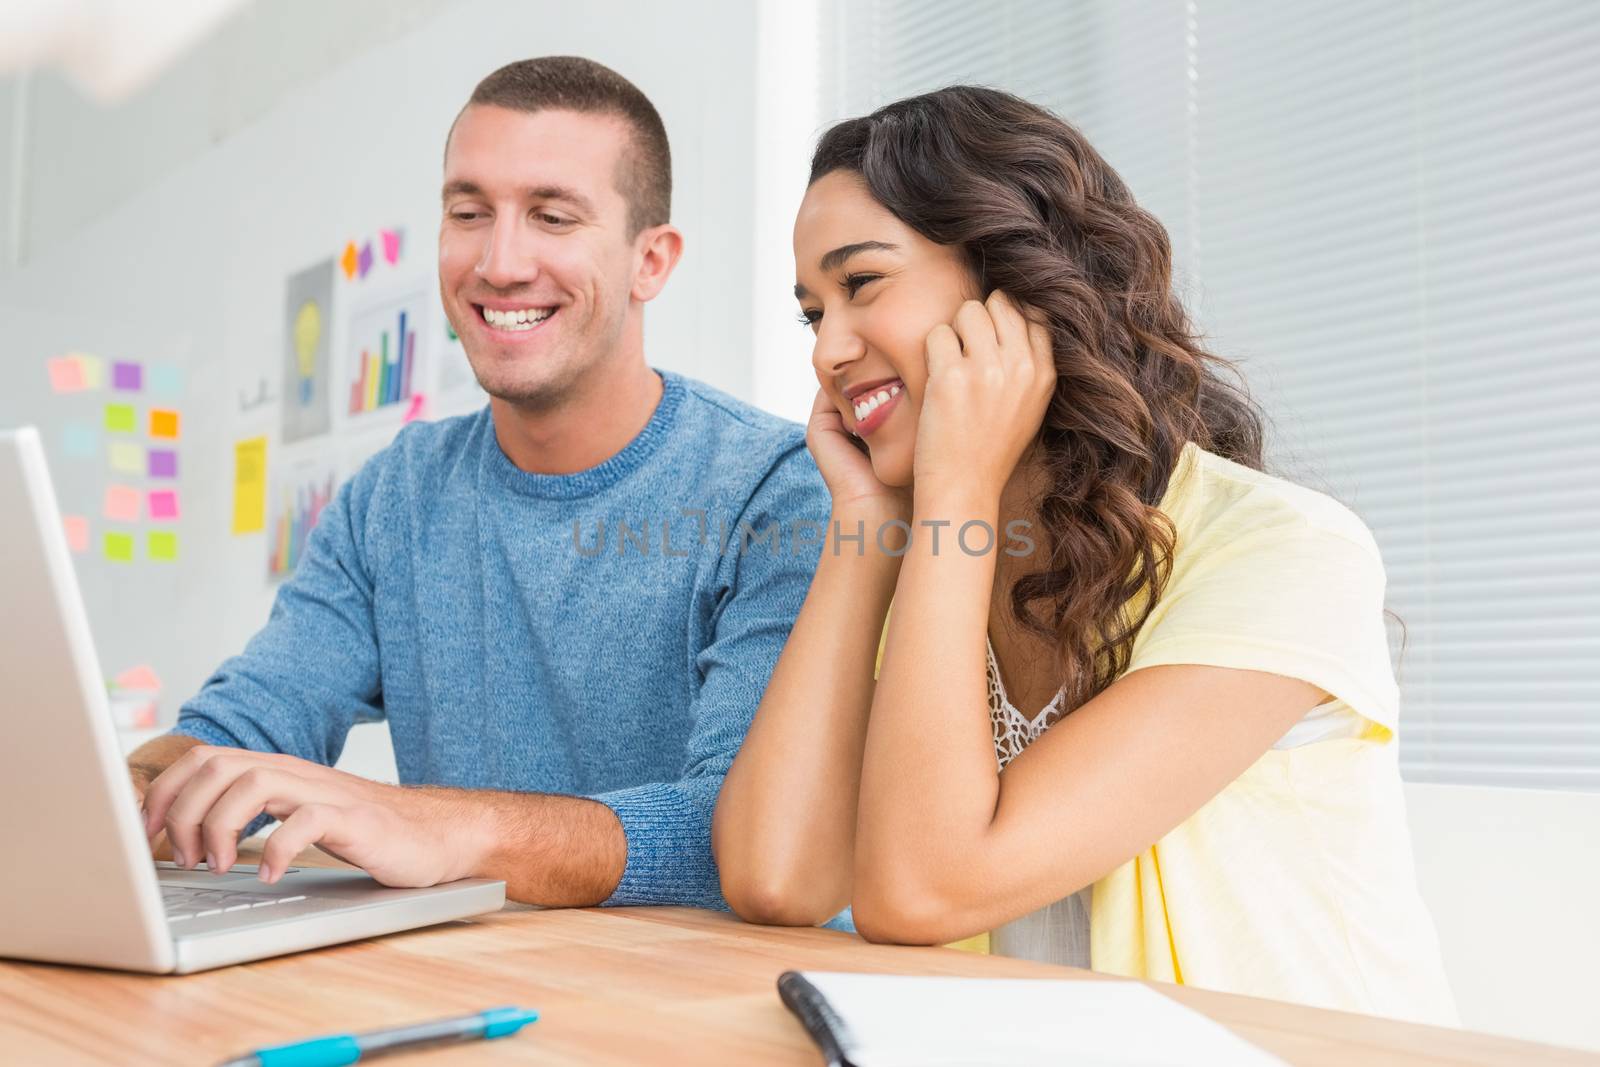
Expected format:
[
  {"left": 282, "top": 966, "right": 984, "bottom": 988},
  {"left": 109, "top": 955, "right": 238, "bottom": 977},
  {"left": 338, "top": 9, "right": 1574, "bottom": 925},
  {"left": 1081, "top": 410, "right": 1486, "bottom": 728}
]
[
  {"left": 402, "top": 393, "right": 428, "bottom": 423},
  {"left": 115, "top": 664, "right": 162, "bottom": 690},
  {"left": 103, "top": 485, "right": 141, "bottom": 522},
  {"left": 48, "top": 357, "right": 87, "bottom": 393},
  {"left": 381, "top": 228, "right": 402, "bottom": 265},
  {"left": 63, "top": 515, "right": 90, "bottom": 553},
  {"left": 149, "top": 489, "right": 180, "bottom": 520}
]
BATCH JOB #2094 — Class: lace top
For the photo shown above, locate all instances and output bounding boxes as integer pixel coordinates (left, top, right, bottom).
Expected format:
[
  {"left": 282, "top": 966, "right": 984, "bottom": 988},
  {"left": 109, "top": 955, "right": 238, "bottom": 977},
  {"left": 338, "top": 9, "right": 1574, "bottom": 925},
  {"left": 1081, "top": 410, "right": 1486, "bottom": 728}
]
[
  {"left": 986, "top": 639, "right": 1069, "bottom": 771},
  {"left": 985, "top": 638, "right": 1094, "bottom": 968}
]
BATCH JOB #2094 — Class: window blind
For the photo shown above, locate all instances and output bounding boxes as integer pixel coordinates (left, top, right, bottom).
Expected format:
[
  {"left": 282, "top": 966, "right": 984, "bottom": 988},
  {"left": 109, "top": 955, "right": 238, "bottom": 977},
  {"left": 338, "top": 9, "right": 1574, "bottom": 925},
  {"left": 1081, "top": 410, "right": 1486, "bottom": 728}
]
[{"left": 818, "top": 0, "right": 1600, "bottom": 789}]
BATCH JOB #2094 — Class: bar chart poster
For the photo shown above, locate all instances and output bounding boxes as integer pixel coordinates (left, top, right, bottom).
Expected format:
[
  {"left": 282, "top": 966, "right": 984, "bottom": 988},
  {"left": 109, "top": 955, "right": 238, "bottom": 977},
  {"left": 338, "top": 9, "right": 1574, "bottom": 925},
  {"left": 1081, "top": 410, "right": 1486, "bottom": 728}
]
[
  {"left": 344, "top": 286, "right": 426, "bottom": 420},
  {"left": 267, "top": 457, "right": 339, "bottom": 581}
]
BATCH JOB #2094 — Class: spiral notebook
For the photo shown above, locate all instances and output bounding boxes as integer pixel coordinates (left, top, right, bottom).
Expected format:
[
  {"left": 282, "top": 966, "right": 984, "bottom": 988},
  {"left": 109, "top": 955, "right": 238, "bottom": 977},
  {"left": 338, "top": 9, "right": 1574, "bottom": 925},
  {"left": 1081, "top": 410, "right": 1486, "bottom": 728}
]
[{"left": 778, "top": 971, "right": 1288, "bottom": 1067}]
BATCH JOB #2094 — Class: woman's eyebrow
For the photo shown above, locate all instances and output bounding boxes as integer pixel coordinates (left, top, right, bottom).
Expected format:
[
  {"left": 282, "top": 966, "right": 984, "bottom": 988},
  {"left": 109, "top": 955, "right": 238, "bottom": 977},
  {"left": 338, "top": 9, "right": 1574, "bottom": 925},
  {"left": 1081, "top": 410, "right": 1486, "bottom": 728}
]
[
  {"left": 819, "top": 240, "right": 899, "bottom": 273},
  {"left": 795, "top": 240, "right": 902, "bottom": 299}
]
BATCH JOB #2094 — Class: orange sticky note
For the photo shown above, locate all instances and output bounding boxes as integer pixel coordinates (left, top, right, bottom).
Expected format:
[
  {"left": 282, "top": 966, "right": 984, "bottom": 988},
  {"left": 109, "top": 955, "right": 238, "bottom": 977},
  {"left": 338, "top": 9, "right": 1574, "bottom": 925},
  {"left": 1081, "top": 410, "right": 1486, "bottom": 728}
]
[
  {"left": 63, "top": 515, "right": 89, "bottom": 553},
  {"left": 149, "top": 409, "right": 180, "bottom": 439},
  {"left": 104, "top": 485, "right": 141, "bottom": 522}
]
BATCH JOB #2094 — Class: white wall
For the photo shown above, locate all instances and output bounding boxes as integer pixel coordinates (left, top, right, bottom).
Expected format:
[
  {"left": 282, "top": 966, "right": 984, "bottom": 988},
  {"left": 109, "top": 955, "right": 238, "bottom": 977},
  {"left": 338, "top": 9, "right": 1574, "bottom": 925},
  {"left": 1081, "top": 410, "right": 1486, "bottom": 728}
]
[
  {"left": 0, "top": 0, "right": 764, "bottom": 746},
  {"left": 1407, "top": 783, "right": 1600, "bottom": 1052}
]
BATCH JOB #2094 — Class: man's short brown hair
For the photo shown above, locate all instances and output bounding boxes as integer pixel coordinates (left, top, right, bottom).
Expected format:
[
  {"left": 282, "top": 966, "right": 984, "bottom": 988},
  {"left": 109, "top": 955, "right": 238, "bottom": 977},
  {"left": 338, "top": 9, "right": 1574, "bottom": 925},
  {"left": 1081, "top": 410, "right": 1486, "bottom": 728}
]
[{"left": 462, "top": 56, "right": 671, "bottom": 236}]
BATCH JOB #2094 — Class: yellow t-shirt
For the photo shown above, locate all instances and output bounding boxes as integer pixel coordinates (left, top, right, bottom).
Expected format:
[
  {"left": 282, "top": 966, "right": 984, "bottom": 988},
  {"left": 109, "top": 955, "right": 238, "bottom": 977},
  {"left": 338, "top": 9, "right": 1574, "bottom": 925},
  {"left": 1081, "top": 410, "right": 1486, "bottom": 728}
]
[{"left": 891, "top": 443, "right": 1459, "bottom": 1025}]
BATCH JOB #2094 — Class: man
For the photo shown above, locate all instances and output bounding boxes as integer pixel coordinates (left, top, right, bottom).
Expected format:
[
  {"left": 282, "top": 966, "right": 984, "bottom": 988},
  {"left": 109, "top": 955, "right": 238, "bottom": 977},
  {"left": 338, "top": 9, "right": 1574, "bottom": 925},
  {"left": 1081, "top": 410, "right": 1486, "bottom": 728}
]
[{"left": 127, "top": 56, "right": 827, "bottom": 908}]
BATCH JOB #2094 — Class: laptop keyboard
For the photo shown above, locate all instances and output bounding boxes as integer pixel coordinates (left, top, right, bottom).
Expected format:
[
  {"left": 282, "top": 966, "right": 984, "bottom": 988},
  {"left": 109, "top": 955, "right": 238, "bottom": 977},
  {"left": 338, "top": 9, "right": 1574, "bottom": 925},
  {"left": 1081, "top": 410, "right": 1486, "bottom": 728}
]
[{"left": 161, "top": 884, "right": 309, "bottom": 922}]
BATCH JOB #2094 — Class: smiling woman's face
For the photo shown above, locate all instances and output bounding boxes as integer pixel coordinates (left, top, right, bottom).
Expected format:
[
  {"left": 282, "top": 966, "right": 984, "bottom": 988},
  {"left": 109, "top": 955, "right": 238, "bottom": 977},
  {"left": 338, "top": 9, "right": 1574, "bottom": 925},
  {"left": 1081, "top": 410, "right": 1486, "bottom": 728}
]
[{"left": 793, "top": 170, "right": 978, "bottom": 487}]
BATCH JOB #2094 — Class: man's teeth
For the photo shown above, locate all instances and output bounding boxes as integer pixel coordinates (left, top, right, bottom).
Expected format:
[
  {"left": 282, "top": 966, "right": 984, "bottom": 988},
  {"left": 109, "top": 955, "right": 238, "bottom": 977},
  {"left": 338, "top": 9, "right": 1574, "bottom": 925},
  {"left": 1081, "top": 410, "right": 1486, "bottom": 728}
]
[
  {"left": 853, "top": 384, "right": 901, "bottom": 421},
  {"left": 482, "top": 307, "right": 555, "bottom": 330}
]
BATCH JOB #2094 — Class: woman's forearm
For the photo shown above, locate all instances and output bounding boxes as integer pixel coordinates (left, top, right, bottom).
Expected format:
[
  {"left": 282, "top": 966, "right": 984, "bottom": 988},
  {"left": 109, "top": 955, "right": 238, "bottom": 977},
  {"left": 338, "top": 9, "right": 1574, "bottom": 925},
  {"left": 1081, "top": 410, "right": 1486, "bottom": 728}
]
[
  {"left": 855, "top": 486, "right": 1003, "bottom": 931},
  {"left": 713, "top": 505, "right": 903, "bottom": 925}
]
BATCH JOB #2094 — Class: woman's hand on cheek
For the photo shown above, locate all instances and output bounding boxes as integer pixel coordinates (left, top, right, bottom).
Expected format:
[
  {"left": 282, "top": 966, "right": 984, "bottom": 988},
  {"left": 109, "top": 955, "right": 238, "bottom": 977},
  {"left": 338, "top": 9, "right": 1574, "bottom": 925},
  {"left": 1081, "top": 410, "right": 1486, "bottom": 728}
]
[
  {"left": 805, "top": 387, "right": 911, "bottom": 517},
  {"left": 913, "top": 291, "right": 1056, "bottom": 500}
]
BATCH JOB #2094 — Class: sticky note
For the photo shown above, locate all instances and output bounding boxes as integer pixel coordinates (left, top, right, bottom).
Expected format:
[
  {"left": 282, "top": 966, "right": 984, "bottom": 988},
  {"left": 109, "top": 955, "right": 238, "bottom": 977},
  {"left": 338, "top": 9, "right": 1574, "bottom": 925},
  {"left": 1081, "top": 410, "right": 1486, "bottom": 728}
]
[
  {"left": 109, "top": 441, "right": 144, "bottom": 473},
  {"left": 48, "top": 357, "right": 86, "bottom": 393},
  {"left": 148, "top": 489, "right": 180, "bottom": 520},
  {"left": 381, "top": 227, "right": 402, "bottom": 265},
  {"left": 358, "top": 241, "right": 374, "bottom": 278},
  {"left": 115, "top": 664, "right": 162, "bottom": 690},
  {"left": 104, "top": 485, "right": 141, "bottom": 522},
  {"left": 77, "top": 355, "right": 105, "bottom": 389},
  {"left": 63, "top": 516, "right": 89, "bottom": 553},
  {"left": 104, "top": 532, "right": 134, "bottom": 562},
  {"left": 149, "top": 364, "right": 184, "bottom": 396},
  {"left": 113, "top": 361, "right": 144, "bottom": 391},
  {"left": 148, "top": 531, "right": 178, "bottom": 561},
  {"left": 62, "top": 422, "right": 97, "bottom": 459},
  {"left": 149, "top": 409, "right": 180, "bottom": 439},
  {"left": 232, "top": 437, "right": 267, "bottom": 534},
  {"left": 148, "top": 449, "right": 178, "bottom": 479},
  {"left": 104, "top": 404, "right": 137, "bottom": 433},
  {"left": 340, "top": 242, "right": 359, "bottom": 280}
]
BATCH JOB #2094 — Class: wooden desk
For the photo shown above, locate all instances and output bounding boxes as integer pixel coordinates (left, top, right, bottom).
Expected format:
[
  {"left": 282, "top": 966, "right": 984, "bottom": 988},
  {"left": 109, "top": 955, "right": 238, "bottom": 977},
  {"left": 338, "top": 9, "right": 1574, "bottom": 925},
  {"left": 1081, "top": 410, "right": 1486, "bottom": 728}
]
[{"left": 2, "top": 871, "right": 1594, "bottom": 1065}]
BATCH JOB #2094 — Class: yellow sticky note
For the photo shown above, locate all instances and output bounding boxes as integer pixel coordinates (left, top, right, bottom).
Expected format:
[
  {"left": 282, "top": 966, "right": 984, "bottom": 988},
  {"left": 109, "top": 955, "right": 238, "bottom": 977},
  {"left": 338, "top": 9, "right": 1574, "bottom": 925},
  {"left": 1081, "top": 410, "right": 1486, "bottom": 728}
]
[
  {"left": 232, "top": 437, "right": 268, "bottom": 534},
  {"left": 105, "top": 403, "right": 137, "bottom": 433},
  {"left": 150, "top": 409, "right": 180, "bottom": 439},
  {"left": 77, "top": 354, "right": 105, "bottom": 389},
  {"left": 148, "top": 531, "right": 178, "bottom": 561},
  {"left": 109, "top": 441, "right": 144, "bottom": 474},
  {"left": 104, "top": 532, "right": 135, "bottom": 562}
]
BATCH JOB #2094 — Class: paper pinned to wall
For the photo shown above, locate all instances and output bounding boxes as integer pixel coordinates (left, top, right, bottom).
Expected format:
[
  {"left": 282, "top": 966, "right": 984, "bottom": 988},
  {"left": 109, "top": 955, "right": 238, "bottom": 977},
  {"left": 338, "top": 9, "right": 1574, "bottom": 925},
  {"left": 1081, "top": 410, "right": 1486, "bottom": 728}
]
[
  {"left": 113, "top": 361, "right": 144, "bottom": 392},
  {"left": 114, "top": 664, "right": 163, "bottom": 690},
  {"left": 63, "top": 516, "right": 90, "bottom": 554},
  {"left": 147, "top": 531, "right": 179, "bottom": 562},
  {"left": 104, "top": 403, "right": 137, "bottom": 433},
  {"left": 109, "top": 441, "right": 145, "bottom": 474},
  {"left": 149, "top": 409, "right": 181, "bottom": 439},
  {"left": 47, "top": 357, "right": 87, "bottom": 393},
  {"left": 103, "top": 532, "right": 135, "bottom": 562},
  {"left": 232, "top": 437, "right": 268, "bottom": 534},
  {"left": 77, "top": 355, "right": 105, "bottom": 390},
  {"left": 103, "top": 485, "right": 141, "bottom": 522},
  {"left": 62, "top": 422, "right": 97, "bottom": 459},
  {"left": 149, "top": 489, "right": 180, "bottom": 520},
  {"left": 148, "top": 364, "right": 185, "bottom": 396},
  {"left": 148, "top": 449, "right": 179, "bottom": 479},
  {"left": 283, "top": 258, "right": 334, "bottom": 443}
]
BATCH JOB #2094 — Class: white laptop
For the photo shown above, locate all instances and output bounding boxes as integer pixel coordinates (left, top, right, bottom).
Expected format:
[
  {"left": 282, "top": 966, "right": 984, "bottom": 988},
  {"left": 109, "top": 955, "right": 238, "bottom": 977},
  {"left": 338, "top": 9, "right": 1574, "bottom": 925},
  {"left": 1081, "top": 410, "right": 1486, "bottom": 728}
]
[{"left": 0, "top": 427, "right": 505, "bottom": 974}]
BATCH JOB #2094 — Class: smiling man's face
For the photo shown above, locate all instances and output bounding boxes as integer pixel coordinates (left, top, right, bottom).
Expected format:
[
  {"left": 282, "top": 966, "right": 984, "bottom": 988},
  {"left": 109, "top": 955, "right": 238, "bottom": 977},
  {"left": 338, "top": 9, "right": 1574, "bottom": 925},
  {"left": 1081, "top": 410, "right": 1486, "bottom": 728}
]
[{"left": 439, "top": 105, "right": 640, "bottom": 409}]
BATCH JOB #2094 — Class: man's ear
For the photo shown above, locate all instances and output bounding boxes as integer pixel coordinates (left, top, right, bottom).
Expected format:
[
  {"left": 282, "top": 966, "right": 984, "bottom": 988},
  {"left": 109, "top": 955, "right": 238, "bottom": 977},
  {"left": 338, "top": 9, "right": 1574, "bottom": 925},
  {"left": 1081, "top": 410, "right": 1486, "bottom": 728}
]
[{"left": 630, "top": 224, "right": 685, "bottom": 303}]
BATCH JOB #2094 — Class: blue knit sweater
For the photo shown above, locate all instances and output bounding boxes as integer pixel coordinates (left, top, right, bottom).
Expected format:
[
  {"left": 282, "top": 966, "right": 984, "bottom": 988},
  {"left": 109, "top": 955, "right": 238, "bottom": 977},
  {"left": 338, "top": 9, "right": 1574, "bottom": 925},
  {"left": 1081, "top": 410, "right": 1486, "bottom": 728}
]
[{"left": 175, "top": 370, "right": 828, "bottom": 907}]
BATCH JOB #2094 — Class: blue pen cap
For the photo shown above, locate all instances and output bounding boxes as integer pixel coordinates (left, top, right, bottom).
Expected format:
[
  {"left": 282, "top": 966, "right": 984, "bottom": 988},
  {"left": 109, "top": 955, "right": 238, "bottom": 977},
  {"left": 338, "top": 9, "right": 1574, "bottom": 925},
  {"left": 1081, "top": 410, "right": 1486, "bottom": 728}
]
[
  {"left": 481, "top": 1006, "right": 540, "bottom": 1039},
  {"left": 254, "top": 1035, "right": 361, "bottom": 1067}
]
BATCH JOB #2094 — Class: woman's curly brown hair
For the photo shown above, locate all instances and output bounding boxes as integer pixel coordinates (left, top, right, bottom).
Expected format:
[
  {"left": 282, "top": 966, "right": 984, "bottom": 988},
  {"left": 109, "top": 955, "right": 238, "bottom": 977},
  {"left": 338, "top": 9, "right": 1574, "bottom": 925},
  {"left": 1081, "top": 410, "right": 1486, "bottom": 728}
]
[{"left": 811, "top": 85, "right": 1267, "bottom": 707}]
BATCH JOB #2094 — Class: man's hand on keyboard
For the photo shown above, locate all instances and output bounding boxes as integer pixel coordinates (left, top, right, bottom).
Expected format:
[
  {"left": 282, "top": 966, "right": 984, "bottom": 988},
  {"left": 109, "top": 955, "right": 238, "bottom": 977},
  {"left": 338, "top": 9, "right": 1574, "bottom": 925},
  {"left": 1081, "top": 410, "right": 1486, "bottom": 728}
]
[{"left": 139, "top": 746, "right": 488, "bottom": 888}]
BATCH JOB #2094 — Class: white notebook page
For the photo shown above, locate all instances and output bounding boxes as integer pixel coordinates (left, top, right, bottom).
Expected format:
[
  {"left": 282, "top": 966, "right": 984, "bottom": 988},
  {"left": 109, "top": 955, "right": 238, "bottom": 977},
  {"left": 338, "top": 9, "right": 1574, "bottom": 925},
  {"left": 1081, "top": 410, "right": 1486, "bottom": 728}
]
[{"left": 800, "top": 972, "right": 1288, "bottom": 1067}]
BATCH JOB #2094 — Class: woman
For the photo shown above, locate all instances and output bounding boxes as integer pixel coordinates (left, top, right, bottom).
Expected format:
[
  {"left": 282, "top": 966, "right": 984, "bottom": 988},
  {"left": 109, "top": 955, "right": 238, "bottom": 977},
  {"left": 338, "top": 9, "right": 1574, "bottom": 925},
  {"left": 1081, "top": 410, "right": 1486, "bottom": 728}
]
[{"left": 712, "top": 86, "right": 1457, "bottom": 1025}]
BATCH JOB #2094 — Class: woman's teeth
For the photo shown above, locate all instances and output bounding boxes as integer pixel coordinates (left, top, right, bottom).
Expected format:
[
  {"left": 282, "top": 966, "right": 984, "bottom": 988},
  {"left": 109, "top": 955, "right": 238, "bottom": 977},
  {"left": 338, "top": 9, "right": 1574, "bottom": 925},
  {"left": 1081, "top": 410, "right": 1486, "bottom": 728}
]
[
  {"left": 853, "top": 384, "right": 901, "bottom": 421},
  {"left": 482, "top": 306, "right": 554, "bottom": 331}
]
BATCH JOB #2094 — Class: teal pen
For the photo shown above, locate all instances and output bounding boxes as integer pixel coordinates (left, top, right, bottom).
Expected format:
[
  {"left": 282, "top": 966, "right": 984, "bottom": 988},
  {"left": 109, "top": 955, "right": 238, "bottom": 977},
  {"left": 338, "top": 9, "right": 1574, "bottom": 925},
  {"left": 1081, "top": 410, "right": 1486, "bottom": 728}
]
[{"left": 214, "top": 1006, "right": 539, "bottom": 1067}]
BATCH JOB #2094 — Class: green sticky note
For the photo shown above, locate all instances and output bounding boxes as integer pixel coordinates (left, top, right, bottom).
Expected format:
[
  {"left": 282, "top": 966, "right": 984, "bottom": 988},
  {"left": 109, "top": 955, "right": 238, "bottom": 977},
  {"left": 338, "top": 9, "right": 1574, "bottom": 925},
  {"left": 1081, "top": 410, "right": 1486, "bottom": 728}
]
[
  {"left": 147, "top": 531, "right": 179, "bottom": 561},
  {"left": 104, "top": 532, "right": 135, "bottom": 562},
  {"left": 104, "top": 404, "right": 137, "bottom": 433}
]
